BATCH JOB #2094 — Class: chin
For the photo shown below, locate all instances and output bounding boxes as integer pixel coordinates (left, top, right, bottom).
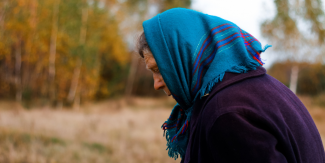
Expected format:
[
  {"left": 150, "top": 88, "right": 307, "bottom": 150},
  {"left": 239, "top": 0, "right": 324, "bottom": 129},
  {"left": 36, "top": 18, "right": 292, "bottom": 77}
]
[{"left": 164, "top": 90, "right": 171, "bottom": 96}]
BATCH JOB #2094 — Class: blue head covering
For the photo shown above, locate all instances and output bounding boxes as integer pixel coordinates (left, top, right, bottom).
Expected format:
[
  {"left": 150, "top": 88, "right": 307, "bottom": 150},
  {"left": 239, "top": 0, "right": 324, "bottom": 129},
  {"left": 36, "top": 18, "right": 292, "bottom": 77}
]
[{"left": 143, "top": 8, "right": 271, "bottom": 159}]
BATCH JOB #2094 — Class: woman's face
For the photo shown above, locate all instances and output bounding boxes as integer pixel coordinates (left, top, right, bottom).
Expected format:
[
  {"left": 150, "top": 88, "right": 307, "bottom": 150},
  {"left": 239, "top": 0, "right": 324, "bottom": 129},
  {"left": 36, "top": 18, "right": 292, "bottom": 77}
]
[{"left": 143, "top": 52, "right": 171, "bottom": 96}]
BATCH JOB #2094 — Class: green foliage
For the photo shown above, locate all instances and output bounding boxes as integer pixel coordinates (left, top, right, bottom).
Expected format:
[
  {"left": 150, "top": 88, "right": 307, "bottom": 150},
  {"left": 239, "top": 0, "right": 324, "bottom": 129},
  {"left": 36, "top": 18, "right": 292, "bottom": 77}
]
[
  {"left": 0, "top": 130, "right": 66, "bottom": 146},
  {"left": 83, "top": 142, "right": 112, "bottom": 154},
  {"left": 303, "top": 0, "right": 325, "bottom": 43}
]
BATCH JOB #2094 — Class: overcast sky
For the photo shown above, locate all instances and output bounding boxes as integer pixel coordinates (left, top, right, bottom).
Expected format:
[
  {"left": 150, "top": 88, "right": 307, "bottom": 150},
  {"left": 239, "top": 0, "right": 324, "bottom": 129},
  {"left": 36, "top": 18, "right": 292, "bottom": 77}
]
[{"left": 191, "top": 0, "right": 325, "bottom": 69}]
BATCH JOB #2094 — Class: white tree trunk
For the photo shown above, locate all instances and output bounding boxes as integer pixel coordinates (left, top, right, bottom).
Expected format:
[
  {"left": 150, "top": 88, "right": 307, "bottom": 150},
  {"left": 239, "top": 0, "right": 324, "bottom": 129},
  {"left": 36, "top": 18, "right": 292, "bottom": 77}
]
[
  {"left": 0, "top": 0, "right": 8, "bottom": 35},
  {"left": 289, "top": 66, "right": 299, "bottom": 94},
  {"left": 67, "top": 7, "right": 88, "bottom": 107},
  {"left": 79, "top": 8, "right": 88, "bottom": 45},
  {"left": 67, "top": 58, "right": 82, "bottom": 103},
  {"left": 15, "top": 40, "right": 22, "bottom": 102},
  {"left": 125, "top": 53, "right": 139, "bottom": 102},
  {"left": 49, "top": 0, "right": 60, "bottom": 103}
]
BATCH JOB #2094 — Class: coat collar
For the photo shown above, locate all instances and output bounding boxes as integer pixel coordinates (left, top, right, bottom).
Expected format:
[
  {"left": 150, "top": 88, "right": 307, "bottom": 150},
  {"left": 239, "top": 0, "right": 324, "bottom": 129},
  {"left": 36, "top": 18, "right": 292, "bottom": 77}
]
[
  {"left": 191, "top": 66, "right": 266, "bottom": 124},
  {"left": 208, "top": 66, "right": 267, "bottom": 97},
  {"left": 192, "top": 66, "right": 267, "bottom": 116},
  {"left": 185, "top": 67, "right": 267, "bottom": 162}
]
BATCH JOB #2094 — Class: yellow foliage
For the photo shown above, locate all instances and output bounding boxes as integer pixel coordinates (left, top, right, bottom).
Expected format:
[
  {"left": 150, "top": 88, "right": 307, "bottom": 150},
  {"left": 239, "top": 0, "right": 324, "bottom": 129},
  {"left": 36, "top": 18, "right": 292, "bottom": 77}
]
[{"left": 0, "top": 0, "right": 192, "bottom": 102}]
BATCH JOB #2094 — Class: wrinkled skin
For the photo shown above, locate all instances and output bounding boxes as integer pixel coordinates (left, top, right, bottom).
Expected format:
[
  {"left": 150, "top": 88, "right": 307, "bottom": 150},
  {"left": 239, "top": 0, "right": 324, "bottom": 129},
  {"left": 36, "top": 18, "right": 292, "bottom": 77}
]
[{"left": 143, "top": 52, "right": 171, "bottom": 96}]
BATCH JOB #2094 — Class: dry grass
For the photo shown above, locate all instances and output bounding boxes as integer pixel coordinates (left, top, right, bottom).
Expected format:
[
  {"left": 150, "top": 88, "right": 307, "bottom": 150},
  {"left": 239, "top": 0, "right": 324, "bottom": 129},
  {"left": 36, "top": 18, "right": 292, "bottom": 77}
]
[
  {"left": 299, "top": 96, "right": 325, "bottom": 139},
  {"left": 0, "top": 96, "right": 324, "bottom": 163},
  {"left": 0, "top": 97, "right": 178, "bottom": 163}
]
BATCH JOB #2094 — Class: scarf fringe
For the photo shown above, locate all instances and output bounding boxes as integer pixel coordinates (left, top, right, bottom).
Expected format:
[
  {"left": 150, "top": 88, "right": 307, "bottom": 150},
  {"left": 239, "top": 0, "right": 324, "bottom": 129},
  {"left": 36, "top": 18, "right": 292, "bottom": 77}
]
[
  {"left": 198, "top": 59, "right": 262, "bottom": 99},
  {"left": 261, "top": 44, "right": 272, "bottom": 52},
  {"left": 164, "top": 59, "right": 262, "bottom": 159},
  {"left": 163, "top": 61, "right": 265, "bottom": 160},
  {"left": 163, "top": 122, "right": 189, "bottom": 159},
  {"left": 198, "top": 72, "right": 225, "bottom": 99}
]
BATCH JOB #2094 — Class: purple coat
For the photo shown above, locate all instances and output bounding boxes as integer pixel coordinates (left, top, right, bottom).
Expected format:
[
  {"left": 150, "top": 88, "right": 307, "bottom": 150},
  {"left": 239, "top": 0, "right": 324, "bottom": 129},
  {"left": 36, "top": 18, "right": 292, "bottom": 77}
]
[{"left": 181, "top": 67, "right": 325, "bottom": 163}]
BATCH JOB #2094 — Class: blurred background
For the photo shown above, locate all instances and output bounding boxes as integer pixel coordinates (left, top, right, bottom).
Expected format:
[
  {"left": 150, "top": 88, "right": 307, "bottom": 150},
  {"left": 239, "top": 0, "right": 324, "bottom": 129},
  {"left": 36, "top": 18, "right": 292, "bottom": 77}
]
[{"left": 0, "top": 0, "right": 325, "bottom": 162}]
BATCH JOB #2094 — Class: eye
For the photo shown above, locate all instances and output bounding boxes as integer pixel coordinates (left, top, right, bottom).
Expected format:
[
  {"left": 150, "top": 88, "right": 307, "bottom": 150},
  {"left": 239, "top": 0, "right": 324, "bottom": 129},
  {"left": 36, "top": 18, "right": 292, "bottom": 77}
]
[{"left": 153, "top": 69, "right": 160, "bottom": 73}]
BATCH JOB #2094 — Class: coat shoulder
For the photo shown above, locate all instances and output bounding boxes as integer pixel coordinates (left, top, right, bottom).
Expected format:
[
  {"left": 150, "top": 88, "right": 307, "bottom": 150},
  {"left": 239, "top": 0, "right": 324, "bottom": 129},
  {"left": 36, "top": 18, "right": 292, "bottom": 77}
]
[{"left": 198, "top": 73, "right": 300, "bottom": 134}]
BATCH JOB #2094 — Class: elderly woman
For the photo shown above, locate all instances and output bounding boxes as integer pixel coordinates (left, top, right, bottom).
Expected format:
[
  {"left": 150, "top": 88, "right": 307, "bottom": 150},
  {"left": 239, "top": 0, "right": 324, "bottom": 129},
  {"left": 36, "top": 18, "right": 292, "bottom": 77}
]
[{"left": 137, "top": 8, "right": 325, "bottom": 163}]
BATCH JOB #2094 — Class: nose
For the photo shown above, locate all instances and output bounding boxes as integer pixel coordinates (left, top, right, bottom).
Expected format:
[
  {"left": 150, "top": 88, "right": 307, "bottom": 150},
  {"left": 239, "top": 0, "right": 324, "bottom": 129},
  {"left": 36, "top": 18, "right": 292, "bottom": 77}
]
[{"left": 153, "top": 73, "right": 165, "bottom": 90}]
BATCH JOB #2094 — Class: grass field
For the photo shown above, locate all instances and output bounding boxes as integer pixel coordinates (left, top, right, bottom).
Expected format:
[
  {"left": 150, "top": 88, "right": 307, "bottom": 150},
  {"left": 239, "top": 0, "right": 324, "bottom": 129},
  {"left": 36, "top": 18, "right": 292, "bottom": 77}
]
[{"left": 0, "top": 96, "right": 324, "bottom": 163}]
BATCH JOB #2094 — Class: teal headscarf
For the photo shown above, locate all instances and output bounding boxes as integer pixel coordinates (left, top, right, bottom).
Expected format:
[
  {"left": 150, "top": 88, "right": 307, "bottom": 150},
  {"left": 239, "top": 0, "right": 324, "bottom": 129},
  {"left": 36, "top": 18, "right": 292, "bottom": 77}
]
[{"left": 143, "top": 8, "right": 271, "bottom": 159}]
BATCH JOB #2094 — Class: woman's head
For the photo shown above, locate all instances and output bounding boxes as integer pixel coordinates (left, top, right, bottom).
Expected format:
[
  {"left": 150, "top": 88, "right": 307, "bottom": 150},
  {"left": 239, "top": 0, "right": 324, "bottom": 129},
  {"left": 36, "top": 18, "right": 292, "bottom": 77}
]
[
  {"left": 136, "top": 32, "right": 150, "bottom": 58},
  {"left": 137, "top": 32, "right": 171, "bottom": 96}
]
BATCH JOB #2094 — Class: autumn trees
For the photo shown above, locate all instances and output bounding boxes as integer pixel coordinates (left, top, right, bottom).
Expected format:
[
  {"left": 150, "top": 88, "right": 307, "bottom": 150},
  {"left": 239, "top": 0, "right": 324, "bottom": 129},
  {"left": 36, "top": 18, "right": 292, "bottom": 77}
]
[
  {"left": 262, "top": 0, "right": 325, "bottom": 52},
  {"left": 0, "top": 0, "right": 192, "bottom": 107},
  {"left": 261, "top": 0, "right": 325, "bottom": 94},
  {"left": 0, "top": 0, "right": 128, "bottom": 106}
]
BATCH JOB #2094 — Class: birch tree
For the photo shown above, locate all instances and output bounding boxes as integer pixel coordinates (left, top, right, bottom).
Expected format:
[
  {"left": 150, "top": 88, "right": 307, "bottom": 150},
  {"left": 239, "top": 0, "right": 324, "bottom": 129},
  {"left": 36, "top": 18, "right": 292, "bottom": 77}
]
[
  {"left": 261, "top": 0, "right": 325, "bottom": 93},
  {"left": 49, "top": 0, "right": 60, "bottom": 104}
]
